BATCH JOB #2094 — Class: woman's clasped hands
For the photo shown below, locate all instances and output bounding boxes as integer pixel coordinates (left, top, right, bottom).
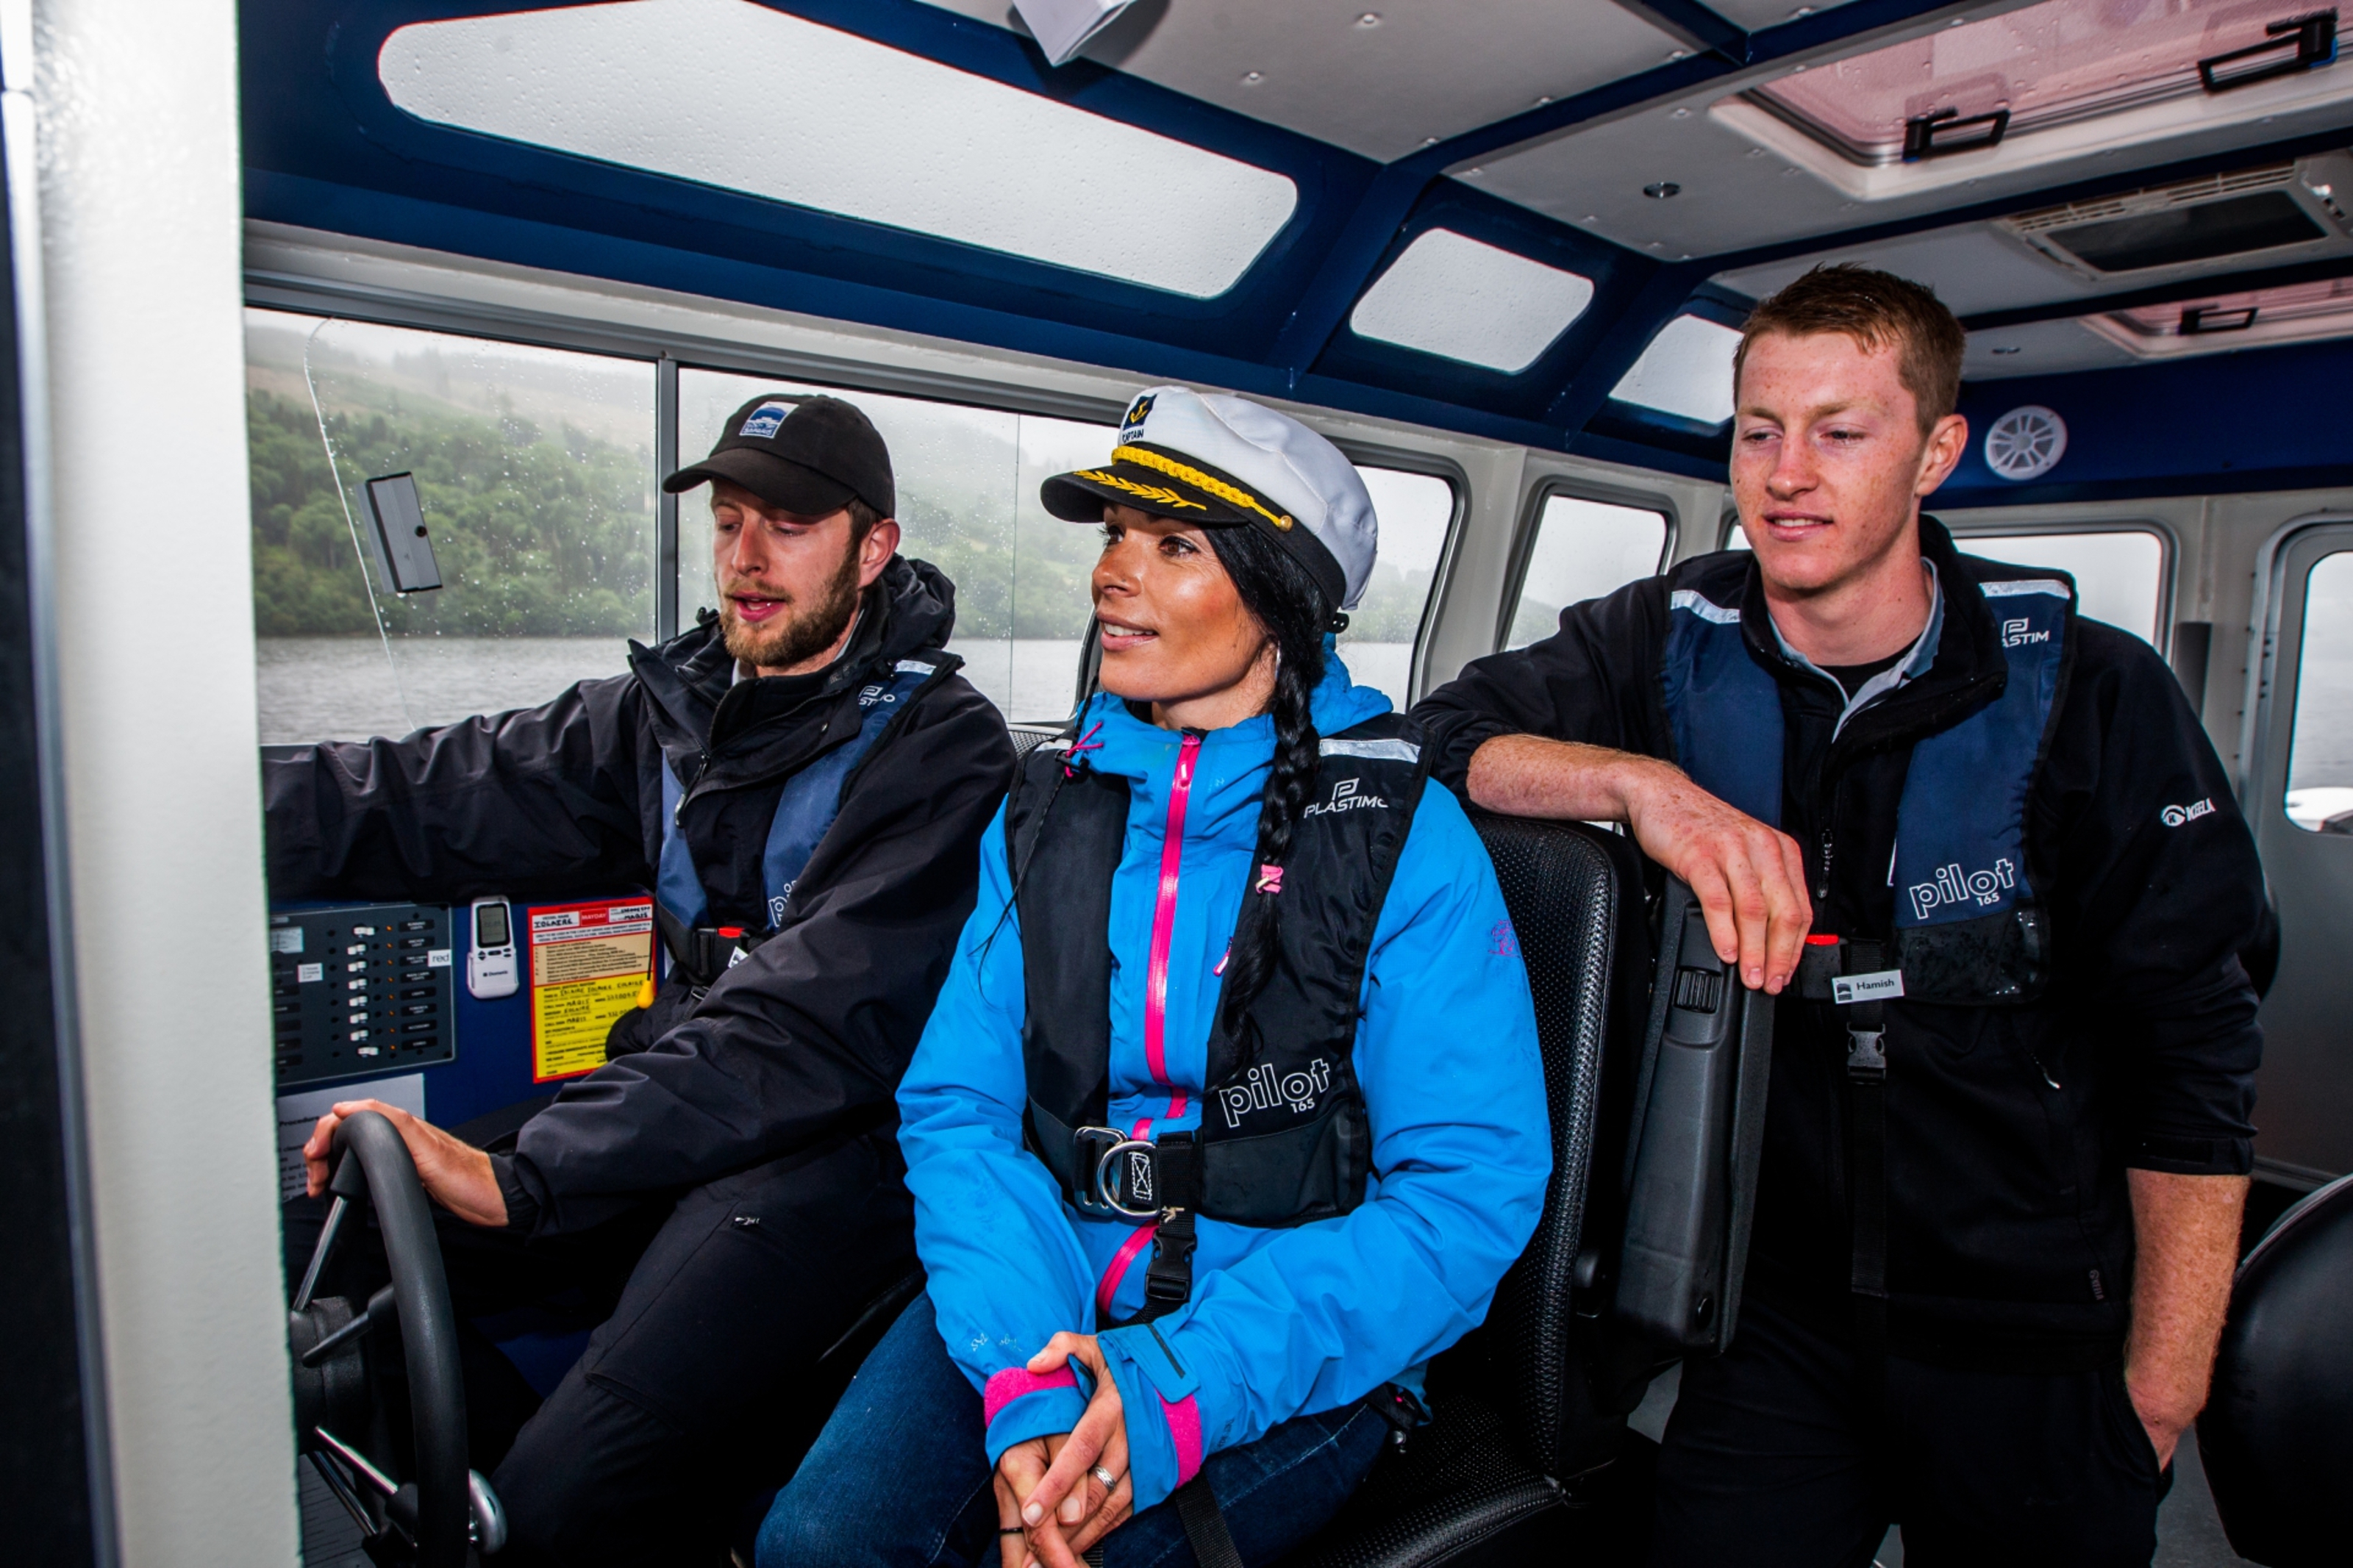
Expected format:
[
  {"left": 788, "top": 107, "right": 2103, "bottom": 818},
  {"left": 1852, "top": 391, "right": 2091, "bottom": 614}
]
[{"left": 996, "top": 1333, "right": 1134, "bottom": 1568}]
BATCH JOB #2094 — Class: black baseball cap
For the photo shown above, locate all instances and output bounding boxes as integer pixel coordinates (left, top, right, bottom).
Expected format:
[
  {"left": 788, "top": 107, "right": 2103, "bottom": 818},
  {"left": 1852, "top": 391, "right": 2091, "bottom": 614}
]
[{"left": 662, "top": 393, "right": 895, "bottom": 518}]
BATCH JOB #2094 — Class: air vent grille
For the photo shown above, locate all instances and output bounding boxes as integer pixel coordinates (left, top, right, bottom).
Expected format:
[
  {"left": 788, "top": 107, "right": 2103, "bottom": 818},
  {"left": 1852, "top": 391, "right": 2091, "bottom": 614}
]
[{"left": 2010, "top": 162, "right": 2297, "bottom": 234}]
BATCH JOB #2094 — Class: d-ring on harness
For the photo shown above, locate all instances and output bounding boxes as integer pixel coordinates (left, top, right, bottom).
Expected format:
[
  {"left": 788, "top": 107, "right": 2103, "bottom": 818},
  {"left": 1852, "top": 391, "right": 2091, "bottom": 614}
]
[{"left": 1072, "top": 1127, "right": 1167, "bottom": 1222}]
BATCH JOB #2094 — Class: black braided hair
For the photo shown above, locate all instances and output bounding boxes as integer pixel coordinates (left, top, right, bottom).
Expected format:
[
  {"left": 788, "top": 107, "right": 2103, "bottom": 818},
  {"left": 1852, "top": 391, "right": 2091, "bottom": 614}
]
[{"left": 1202, "top": 521, "right": 1335, "bottom": 1038}]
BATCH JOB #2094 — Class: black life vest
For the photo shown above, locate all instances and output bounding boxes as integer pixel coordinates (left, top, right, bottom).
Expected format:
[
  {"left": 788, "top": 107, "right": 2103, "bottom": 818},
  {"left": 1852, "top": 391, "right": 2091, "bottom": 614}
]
[
  {"left": 1657, "top": 557, "right": 2074, "bottom": 1003},
  {"left": 653, "top": 657, "right": 940, "bottom": 984},
  {"left": 1006, "top": 711, "right": 1429, "bottom": 1228}
]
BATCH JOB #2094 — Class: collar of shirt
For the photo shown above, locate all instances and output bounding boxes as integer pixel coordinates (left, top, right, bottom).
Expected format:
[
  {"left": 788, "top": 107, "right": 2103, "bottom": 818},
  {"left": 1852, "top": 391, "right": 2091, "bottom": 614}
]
[{"left": 1767, "top": 559, "right": 1944, "bottom": 742}]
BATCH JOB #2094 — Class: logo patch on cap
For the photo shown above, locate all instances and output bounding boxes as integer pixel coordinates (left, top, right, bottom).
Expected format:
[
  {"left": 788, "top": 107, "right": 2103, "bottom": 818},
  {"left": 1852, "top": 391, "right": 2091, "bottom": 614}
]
[
  {"left": 1121, "top": 394, "right": 1154, "bottom": 432},
  {"left": 738, "top": 402, "right": 792, "bottom": 440}
]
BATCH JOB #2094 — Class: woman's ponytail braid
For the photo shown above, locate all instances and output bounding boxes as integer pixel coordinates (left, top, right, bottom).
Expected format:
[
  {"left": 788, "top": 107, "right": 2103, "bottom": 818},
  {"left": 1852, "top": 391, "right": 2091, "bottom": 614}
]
[{"left": 1204, "top": 524, "right": 1333, "bottom": 1038}]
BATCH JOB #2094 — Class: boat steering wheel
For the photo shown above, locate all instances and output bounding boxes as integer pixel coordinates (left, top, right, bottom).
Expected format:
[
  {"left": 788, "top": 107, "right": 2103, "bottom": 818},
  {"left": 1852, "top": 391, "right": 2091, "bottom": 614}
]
[{"left": 286, "top": 1109, "right": 506, "bottom": 1564}]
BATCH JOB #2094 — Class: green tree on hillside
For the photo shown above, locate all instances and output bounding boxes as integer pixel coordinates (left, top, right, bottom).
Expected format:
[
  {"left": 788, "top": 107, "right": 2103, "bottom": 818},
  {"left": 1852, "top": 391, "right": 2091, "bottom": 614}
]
[
  {"left": 248, "top": 386, "right": 1429, "bottom": 646},
  {"left": 249, "top": 388, "right": 654, "bottom": 637}
]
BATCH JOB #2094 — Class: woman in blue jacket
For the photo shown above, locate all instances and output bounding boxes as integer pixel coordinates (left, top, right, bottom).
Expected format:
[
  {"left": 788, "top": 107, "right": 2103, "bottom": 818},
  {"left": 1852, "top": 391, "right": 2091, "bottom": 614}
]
[{"left": 760, "top": 388, "right": 1549, "bottom": 1568}]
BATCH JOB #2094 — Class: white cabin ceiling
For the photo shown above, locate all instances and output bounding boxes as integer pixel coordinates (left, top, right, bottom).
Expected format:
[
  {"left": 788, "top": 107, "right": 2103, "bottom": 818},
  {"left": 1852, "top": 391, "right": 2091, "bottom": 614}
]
[
  {"left": 913, "top": 0, "right": 1689, "bottom": 162},
  {"left": 1465, "top": 62, "right": 2353, "bottom": 262},
  {"left": 917, "top": 0, "right": 2353, "bottom": 334},
  {"left": 1710, "top": 224, "right": 2098, "bottom": 316}
]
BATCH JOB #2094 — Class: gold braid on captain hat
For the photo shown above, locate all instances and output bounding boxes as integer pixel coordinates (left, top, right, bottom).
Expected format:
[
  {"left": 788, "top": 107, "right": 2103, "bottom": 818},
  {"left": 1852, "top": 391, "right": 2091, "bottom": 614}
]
[
  {"left": 1068, "top": 470, "right": 1206, "bottom": 512},
  {"left": 1114, "top": 445, "right": 1294, "bottom": 531}
]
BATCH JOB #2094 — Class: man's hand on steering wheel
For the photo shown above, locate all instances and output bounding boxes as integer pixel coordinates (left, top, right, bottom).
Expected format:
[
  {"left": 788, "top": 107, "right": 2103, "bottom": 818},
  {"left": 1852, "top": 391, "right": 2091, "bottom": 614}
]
[
  {"left": 994, "top": 1332, "right": 1133, "bottom": 1567},
  {"left": 304, "top": 1099, "right": 509, "bottom": 1228}
]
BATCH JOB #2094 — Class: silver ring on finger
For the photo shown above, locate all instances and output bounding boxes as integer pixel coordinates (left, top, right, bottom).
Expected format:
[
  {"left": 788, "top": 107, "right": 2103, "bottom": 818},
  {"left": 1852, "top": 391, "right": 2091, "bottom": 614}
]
[{"left": 1091, "top": 1465, "right": 1119, "bottom": 1489}]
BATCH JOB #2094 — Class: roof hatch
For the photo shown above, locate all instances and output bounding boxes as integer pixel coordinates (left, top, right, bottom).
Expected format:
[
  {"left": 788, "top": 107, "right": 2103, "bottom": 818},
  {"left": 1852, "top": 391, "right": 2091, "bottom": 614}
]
[
  {"left": 2085, "top": 273, "right": 2353, "bottom": 356},
  {"left": 1713, "top": 0, "right": 2349, "bottom": 201}
]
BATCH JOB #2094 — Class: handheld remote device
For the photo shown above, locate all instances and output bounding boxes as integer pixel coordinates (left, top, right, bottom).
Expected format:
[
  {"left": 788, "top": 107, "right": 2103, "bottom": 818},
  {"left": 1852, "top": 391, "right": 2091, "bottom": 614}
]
[{"left": 467, "top": 896, "right": 520, "bottom": 1000}]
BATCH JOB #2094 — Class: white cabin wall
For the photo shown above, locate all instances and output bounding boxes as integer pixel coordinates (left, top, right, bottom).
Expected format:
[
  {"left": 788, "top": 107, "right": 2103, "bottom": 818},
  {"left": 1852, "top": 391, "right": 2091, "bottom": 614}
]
[
  {"left": 36, "top": 0, "right": 299, "bottom": 1561},
  {"left": 1418, "top": 440, "right": 1533, "bottom": 692},
  {"left": 1939, "top": 487, "right": 2353, "bottom": 781},
  {"left": 2202, "top": 487, "right": 2353, "bottom": 783}
]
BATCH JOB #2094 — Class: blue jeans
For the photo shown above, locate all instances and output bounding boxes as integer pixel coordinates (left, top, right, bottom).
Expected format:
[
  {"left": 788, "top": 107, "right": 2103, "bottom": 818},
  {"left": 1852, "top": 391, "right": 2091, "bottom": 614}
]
[{"left": 758, "top": 1295, "right": 1388, "bottom": 1568}]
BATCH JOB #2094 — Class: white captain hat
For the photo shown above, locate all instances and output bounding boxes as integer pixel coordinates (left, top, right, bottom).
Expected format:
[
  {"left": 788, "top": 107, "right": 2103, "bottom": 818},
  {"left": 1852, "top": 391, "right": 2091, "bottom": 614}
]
[{"left": 1040, "top": 386, "right": 1378, "bottom": 613}]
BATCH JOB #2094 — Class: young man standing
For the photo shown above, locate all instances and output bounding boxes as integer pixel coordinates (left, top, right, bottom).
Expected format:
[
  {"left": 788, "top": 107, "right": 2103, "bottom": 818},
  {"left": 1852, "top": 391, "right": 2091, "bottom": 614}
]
[
  {"left": 1416, "top": 267, "right": 2264, "bottom": 1565},
  {"left": 271, "top": 394, "right": 1013, "bottom": 1565}
]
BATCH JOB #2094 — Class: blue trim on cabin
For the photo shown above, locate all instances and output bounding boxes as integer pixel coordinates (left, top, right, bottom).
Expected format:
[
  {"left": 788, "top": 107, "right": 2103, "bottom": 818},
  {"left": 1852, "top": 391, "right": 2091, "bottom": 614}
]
[
  {"left": 1938, "top": 337, "right": 2353, "bottom": 507},
  {"left": 1608, "top": 0, "right": 1751, "bottom": 63},
  {"left": 239, "top": 0, "right": 2353, "bottom": 498},
  {"left": 235, "top": 0, "right": 1974, "bottom": 462},
  {"left": 1588, "top": 404, "right": 1735, "bottom": 467},
  {"left": 1567, "top": 427, "right": 1730, "bottom": 482},
  {"left": 243, "top": 168, "right": 1584, "bottom": 453}
]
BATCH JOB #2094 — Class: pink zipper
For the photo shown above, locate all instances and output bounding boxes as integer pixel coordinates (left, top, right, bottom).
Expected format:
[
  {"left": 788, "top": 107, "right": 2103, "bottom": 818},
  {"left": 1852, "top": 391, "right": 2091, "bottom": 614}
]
[
  {"left": 1095, "top": 734, "right": 1199, "bottom": 1320},
  {"left": 1144, "top": 734, "right": 1198, "bottom": 1122}
]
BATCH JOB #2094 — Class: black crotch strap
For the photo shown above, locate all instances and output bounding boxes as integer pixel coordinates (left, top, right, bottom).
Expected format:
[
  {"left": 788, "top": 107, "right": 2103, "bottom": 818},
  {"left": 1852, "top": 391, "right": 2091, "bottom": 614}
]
[
  {"left": 1126, "top": 1209, "right": 1197, "bottom": 1329},
  {"left": 1174, "top": 1469, "right": 1243, "bottom": 1568},
  {"left": 1841, "top": 939, "right": 1890, "bottom": 1391},
  {"left": 1085, "top": 1134, "right": 1199, "bottom": 1330}
]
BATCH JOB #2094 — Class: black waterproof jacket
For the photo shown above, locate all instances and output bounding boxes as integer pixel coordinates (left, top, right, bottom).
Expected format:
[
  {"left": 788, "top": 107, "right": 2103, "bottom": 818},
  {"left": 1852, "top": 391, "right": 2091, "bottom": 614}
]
[
  {"left": 266, "top": 556, "right": 1015, "bottom": 1238},
  {"left": 1415, "top": 519, "right": 2264, "bottom": 1366}
]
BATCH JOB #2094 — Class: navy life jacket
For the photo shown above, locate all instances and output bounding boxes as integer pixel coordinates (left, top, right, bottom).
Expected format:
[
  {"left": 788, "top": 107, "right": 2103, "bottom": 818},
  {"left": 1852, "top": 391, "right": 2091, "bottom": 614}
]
[
  {"left": 1007, "top": 712, "right": 1429, "bottom": 1229},
  {"left": 1660, "top": 562, "right": 2074, "bottom": 1003},
  {"left": 654, "top": 658, "right": 937, "bottom": 980}
]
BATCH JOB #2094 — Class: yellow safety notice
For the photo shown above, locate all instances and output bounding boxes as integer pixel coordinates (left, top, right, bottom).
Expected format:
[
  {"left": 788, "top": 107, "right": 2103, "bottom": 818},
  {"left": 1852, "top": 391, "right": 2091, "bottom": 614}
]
[{"left": 527, "top": 897, "right": 655, "bottom": 1081}]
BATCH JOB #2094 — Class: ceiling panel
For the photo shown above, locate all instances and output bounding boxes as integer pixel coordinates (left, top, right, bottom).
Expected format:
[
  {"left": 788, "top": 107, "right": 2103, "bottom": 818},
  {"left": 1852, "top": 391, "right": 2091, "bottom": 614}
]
[
  {"left": 1704, "top": 0, "right": 1867, "bottom": 32},
  {"left": 914, "top": 0, "right": 1687, "bottom": 162},
  {"left": 1963, "top": 317, "right": 2136, "bottom": 379},
  {"left": 1710, "top": 223, "right": 2097, "bottom": 315},
  {"left": 1468, "top": 28, "right": 2353, "bottom": 264}
]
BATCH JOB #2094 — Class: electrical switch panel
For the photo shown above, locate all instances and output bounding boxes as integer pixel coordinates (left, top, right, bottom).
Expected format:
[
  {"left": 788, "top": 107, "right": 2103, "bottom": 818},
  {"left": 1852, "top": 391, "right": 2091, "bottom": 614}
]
[{"left": 269, "top": 903, "right": 457, "bottom": 1088}]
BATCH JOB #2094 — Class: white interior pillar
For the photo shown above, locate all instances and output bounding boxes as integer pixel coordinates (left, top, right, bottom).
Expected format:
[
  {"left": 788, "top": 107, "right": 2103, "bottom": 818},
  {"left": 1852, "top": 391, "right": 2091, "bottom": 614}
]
[{"left": 32, "top": 0, "right": 298, "bottom": 1559}]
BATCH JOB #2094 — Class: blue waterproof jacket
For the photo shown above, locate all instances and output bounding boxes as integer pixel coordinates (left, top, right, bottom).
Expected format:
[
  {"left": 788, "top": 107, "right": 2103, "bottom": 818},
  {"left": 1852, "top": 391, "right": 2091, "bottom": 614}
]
[{"left": 899, "top": 655, "right": 1549, "bottom": 1514}]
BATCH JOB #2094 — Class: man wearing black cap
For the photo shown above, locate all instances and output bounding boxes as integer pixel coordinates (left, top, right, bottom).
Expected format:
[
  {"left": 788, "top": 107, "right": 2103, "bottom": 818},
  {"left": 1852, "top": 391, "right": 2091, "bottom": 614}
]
[{"left": 267, "top": 395, "right": 1014, "bottom": 1564}]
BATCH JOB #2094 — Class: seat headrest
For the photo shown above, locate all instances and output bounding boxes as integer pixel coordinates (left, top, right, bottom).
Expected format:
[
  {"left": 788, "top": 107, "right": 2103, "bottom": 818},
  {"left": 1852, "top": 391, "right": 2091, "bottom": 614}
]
[{"left": 2199, "top": 1174, "right": 2353, "bottom": 1567}]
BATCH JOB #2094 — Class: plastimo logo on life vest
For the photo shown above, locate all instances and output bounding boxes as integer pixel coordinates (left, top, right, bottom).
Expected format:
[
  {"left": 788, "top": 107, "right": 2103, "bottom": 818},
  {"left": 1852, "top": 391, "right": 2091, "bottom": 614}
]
[
  {"left": 1303, "top": 777, "right": 1386, "bottom": 817},
  {"left": 1907, "top": 857, "right": 2018, "bottom": 923}
]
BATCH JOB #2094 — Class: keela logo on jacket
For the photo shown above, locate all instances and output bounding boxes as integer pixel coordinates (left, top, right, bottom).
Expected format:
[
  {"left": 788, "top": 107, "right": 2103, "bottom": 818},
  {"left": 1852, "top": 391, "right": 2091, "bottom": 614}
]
[
  {"left": 1303, "top": 776, "right": 1385, "bottom": 817},
  {"left": 2002, "top": 617, "right": 2051, "bottom": 648},
  {"left": 1216, "top": 1059, "right": 1333, "bottom": 1129},
  {"left": 1906, "top": 856, "right": 2017, "bottom": 922},
  {"left": 2161, "top": 798, "right": 2215, "bottom": 827}
]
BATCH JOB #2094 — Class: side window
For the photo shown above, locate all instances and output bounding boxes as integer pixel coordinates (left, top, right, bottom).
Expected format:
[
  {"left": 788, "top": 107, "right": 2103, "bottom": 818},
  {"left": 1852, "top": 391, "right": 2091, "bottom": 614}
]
[
  {"left": 247, "top": 309, "right": 657, "bottom": 743},
  {"left": 1340, "top": 466, "right": 1456, "bottom": 709},
  {"left": 1504, "top": 493, "right": 1671, "bottom": 651},
  {"left": 2285, "top": 551, "right": 2353, "bottom": 833},
  {"left": 1952, "top": 529, "right": 2167, "bottom": 647},
  {"left": 676, "top": 368, "right": 1113, "bottom": 724}
]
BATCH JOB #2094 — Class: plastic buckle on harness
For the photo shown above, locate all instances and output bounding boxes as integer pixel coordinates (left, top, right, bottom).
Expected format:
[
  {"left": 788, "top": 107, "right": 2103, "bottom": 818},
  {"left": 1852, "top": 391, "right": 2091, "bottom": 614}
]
[
  {"left": 1846, "top": 1028, "right": 1887, "bottom": 1078},
  {"left": 1073, "top": 1126, "right": 1163, "bottom": 1222}
]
